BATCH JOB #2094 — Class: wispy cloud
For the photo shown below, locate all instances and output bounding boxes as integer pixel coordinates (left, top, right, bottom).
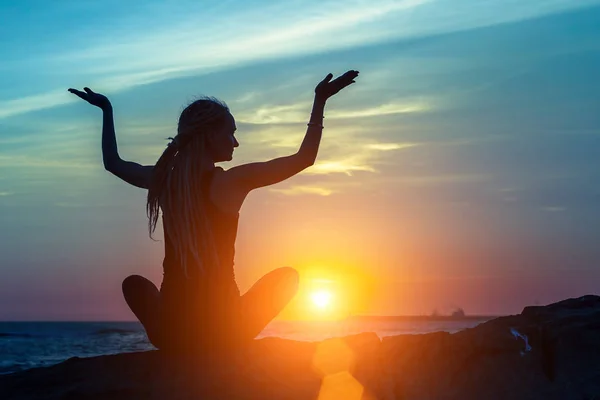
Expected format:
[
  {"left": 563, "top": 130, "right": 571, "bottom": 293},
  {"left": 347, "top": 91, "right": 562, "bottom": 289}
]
[
  {"left": 3, "top": 0, "right": 596, "bottom": 119},
  {"left": 236, "top": 116, "right": 421, "bottom": 178},
  {"left": 393, "top": 173, "right": 493, "bottom": 186},
  {"left": 236, "top": 102, "right": 312, "bottom": 125},
  {"left": 306, "top": 160, "right": 376, "bottom": 176},
  {"left": 328, "top": 101, "right": 431, "bottom": 119},
  {"left": 57, "top": 0, "right": 431, "bottom": 76},
  {"left": 1, "top": 0, "right": 430, "bottom": 119},
  {"left": 271, "top": 185, "right": 336, "bottom": 196},
  {"left": 365, "top": 142, "right": 419, "bottom": 151},
  {"left": 235, "top": 91, "right": 261, "bottom": 104},
  {"left": 0, "top": 90, "right": 73, "bottom": 119},
  {"left": 236, "top": 100, "right": 430, "bottom": 125},
  {"left": 0, "top": 155, "right": 96, "bottom": 171}
]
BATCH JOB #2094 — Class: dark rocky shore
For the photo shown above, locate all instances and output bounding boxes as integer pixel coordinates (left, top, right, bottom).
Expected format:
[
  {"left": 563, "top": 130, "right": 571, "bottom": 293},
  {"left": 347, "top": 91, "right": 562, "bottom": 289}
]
[{"left": 1, "top": 295, "right": 599, "bottom": 399}]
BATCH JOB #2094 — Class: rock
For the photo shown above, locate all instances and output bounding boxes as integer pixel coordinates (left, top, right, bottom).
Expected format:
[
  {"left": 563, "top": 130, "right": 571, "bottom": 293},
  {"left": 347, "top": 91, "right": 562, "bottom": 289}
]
[
  {"left": 383, "top": 295, "right": 600, "bottom": 399},
  {"left": 1, "top": 295, "right": 599, "bottom": 399}
]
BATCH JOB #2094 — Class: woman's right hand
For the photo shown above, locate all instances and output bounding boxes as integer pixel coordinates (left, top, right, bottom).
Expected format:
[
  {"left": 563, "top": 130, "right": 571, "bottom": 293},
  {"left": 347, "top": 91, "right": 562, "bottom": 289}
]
[
  {"left": 68, "top": 87, "right": 112, "bottom": 111},
  {"left": 314, "top": 70, "right": 359, "bottom": 101}
]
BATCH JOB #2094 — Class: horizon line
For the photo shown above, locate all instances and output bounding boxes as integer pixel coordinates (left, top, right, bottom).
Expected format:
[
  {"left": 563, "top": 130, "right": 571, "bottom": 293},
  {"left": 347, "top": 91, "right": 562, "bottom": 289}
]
[{"left": 0, "top": 315, "right": 505, "bottom": 323}]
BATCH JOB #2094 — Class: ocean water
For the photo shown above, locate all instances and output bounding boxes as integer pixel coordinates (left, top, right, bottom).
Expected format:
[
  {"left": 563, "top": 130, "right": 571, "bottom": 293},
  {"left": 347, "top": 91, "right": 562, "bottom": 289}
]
[{"left": 0, "top": 318, "right": 491, "bottom": 375}]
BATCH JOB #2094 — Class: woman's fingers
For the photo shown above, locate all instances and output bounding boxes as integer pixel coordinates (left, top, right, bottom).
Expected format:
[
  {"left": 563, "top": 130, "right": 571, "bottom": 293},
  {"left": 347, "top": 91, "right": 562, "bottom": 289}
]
[
  {"left": 317, "top": 73, "right": 333, "bottom": 88},
  {"left": 68, "top": 87, "right": 110, "bottom": 110},
  {"left": 315, "top": 70, "right": 359, "bottom": 99},
  {"left": 332, "top": 70, "right": 359, "bottom": 85},
  {"left": 339, "top": 70, "right": 359, "bottom": 81},
  {"left": 322, "top": 73, "right": 333, "bottom": 83},
  {"left": 68, "top": 88, "right": 88, "bottom": 100}
]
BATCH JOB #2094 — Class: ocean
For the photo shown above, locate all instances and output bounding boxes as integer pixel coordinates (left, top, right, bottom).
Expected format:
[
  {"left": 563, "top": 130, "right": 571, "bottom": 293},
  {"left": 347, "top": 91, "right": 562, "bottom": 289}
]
[{"left": 0, "top": 318, "right": 492, "bottom": 375}]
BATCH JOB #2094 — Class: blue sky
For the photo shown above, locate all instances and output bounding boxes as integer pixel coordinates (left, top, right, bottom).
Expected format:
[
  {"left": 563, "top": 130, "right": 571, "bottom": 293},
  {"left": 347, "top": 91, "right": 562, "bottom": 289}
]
[{"left": 1, "top": 0, "right": 600, "bottom": 320}]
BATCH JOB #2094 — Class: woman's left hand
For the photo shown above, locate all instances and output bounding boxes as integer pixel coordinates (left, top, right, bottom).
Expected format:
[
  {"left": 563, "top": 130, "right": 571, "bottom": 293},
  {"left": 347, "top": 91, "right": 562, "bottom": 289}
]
[{"left": 68, "top": 87, "right": 112, "bottom": 111}]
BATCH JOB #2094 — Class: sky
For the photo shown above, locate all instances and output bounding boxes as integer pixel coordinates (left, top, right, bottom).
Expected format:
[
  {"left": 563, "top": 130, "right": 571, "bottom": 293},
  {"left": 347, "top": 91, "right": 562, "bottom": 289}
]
[{"left": 1, "top": 0, "right": 600, "bottom": 320}]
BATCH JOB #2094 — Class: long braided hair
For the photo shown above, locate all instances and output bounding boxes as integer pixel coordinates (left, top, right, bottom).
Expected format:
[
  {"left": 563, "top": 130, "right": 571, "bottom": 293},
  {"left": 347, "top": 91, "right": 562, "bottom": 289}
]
[{"left": 147, "top": 97, "right": 231, "bottom": 279}]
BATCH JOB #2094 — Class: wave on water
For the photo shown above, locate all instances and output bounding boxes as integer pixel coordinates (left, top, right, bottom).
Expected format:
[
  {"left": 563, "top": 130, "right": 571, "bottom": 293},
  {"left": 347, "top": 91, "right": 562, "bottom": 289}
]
[{"left": 92, "top": 328, "right": 139, "bottom": 336}]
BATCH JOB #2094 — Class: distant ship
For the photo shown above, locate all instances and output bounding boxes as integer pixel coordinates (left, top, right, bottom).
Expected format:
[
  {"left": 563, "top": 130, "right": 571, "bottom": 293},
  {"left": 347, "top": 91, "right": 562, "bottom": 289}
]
[
  {"left": 428, "top": 307, "right": 466, "bottom": 319},
  {"left": 450, "top": 308, "right": 466, "bottom": 318},
  {"left": 348, "top": 307, "right": 496, "bottom": 322}
]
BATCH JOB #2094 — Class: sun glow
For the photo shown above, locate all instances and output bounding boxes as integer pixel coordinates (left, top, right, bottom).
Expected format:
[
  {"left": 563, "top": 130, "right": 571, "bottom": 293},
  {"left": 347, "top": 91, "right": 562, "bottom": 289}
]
[
  {"left": 280, "top": 266, "right": 374, "bottom": 321},
  {"left": 311, "top": 290, "right": 333, "bottom": 310}
]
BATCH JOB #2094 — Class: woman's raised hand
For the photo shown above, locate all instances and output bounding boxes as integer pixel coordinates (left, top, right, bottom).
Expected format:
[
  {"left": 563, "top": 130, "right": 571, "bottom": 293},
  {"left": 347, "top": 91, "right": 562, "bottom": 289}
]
[
  {"left": 68, "top": 87, "right": 112, "bottom": 110},
  {"left": 314, "top": 70, "right": 359, "bottom": 101}
]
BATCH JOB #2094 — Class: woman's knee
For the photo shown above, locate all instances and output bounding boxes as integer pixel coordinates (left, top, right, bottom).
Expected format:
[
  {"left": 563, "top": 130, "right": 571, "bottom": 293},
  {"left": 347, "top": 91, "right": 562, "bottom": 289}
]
[
  {"left": 122, "top": 275, "right": 160, "bottom": 311},
  {"left": 122, "top": 274, "right": 142, "bottom": 292},
  {"left": 122, "top": 275, "right": 154, "bottom": 295},
  {"left": 283, "top": 266, "right": 299, "bottom": 284},
  {"left": 243, "top": 267, "right": 299, "bottom": 305},
  {"left": 274, "top": 267, "right": 299, "bottom": 295},
  {"left": 276, "top": 266, "right": 299, "bottom": 280},
  {"left": 121, "top": 275, "right": 162, "bottom": 346}
]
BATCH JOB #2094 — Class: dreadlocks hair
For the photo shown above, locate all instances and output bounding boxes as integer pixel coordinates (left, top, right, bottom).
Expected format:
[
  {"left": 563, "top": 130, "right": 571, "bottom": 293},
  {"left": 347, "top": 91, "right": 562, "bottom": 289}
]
[{"left": 147, "top": 97, "right": 231, "bottom": 279}]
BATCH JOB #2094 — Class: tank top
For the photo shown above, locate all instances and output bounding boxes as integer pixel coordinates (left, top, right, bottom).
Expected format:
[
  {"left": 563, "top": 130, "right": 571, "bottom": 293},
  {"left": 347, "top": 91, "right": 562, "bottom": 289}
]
[{"left": 161, "top": 167, "right": 239, "bottom": 291}]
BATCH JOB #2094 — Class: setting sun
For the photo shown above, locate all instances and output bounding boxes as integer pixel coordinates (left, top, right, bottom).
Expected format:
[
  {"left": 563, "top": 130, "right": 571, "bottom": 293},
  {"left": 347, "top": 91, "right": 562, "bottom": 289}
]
[
  {"left": 281, "top": 267, "right": 372, "bottom": 321},
  {"left": 311, "top": 290, "right": 333, "bottom": 310}
]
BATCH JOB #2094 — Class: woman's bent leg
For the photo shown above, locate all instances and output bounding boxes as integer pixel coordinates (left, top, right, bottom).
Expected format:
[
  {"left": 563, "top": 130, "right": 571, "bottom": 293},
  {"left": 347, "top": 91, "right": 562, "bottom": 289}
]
[
  {"left": 122, "top": 275, "right": 163, "bottom": 348},
  {"left": 240, "top": 267, "right": 299, "bottom": 340}
]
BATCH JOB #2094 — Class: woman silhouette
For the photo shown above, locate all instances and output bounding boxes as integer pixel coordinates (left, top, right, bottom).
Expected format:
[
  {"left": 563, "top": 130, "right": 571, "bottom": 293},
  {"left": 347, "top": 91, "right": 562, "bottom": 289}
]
[{"left": 69, "top": 70, "right": 359, "bottom": 353}]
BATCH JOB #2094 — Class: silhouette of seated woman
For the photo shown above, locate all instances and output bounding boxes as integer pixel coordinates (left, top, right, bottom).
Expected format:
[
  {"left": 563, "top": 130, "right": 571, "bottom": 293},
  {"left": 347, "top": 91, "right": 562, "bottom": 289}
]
[{"left": 68, "top": 70, "right": 359, "bottom": 354}]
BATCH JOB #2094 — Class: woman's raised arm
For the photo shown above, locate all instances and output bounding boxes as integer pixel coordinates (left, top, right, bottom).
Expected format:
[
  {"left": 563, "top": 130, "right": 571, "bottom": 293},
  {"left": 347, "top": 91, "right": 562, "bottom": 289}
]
[
  {"left": 68, "top": 87, "right": 153, "bottom": 189},
  {"left": 227, "top": 70, "right": 359, "bottom": 191}
]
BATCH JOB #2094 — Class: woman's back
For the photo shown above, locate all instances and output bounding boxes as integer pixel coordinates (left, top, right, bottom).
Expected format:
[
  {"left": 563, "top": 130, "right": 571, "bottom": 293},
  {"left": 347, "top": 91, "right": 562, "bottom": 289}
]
[{"left": 161, "top": 167, "right": 240, "bottom": 291}]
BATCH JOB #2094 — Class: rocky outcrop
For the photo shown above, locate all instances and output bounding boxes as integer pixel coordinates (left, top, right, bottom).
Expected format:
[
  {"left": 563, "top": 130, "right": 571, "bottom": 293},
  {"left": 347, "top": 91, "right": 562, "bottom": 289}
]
[{"left": 1, "top": 295, "right": 599, "bottom": 399}]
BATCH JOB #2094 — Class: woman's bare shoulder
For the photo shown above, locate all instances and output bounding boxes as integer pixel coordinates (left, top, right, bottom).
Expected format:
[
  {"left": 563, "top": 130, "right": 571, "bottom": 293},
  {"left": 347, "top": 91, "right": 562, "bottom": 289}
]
[{"left": 209, "top": 166, "right": 247, "bottom": 214}]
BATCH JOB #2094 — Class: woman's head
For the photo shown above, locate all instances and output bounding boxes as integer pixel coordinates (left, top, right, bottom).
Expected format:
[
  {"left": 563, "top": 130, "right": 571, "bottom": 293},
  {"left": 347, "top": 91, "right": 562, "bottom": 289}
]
[
  {"left": 176, "top": 97, "right": 238, "bottom": 163},
  {"left": 147, "top": 96, "right": 236, "bottom": 278}
]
